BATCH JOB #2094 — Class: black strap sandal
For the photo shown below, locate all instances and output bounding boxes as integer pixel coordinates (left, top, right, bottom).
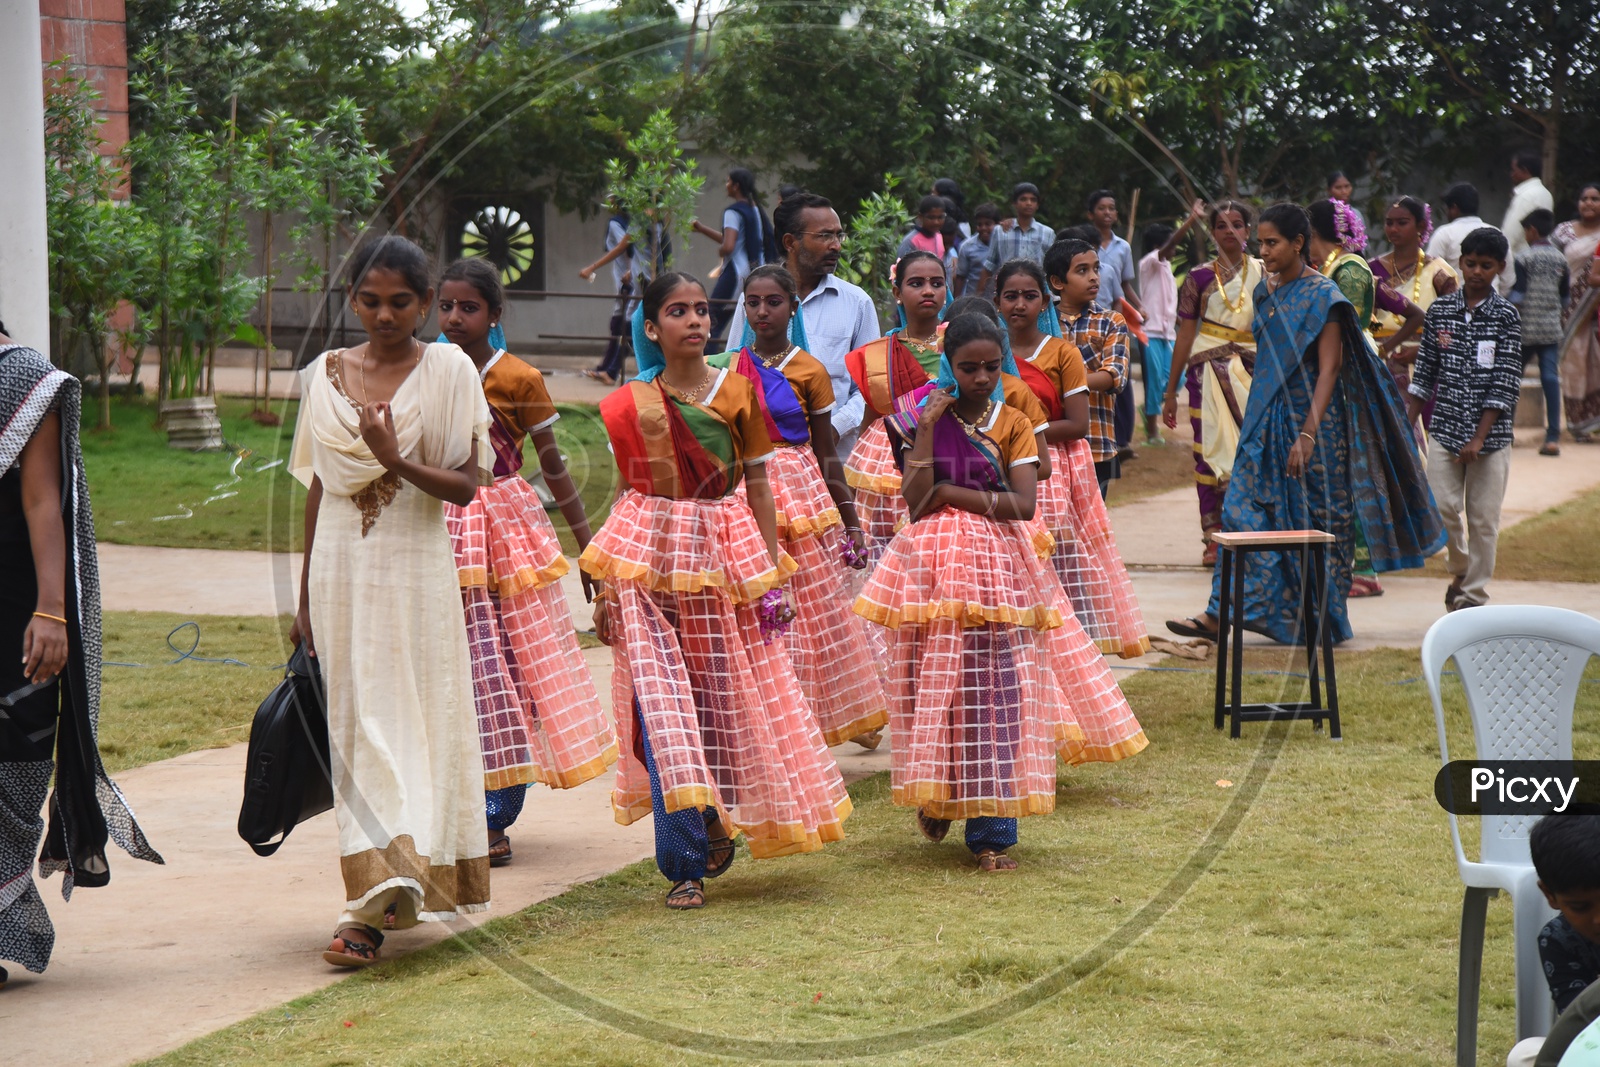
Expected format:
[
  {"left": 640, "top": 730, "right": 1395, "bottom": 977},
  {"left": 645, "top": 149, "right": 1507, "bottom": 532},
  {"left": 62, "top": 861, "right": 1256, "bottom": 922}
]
[
  {"left": 488, "top": 833, "right": 513, "bottom": 868},
  {"left": 323, "top": 924, "right": 384, "bottom": 968},
  {"left": 665, "top": 879, "right": 705, "bottom": 910},
  {"left": 916, "top": 809, "right": 952, "bottom": 843},
  {"left": 704, "top": 815, "right": 736, "bottom": 880}
]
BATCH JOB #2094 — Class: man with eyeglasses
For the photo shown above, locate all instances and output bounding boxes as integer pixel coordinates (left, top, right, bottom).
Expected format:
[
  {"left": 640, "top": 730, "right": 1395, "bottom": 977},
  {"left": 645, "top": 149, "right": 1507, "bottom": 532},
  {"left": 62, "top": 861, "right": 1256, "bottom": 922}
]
[{"left": 725, "top": 191, "right": 882, "bottom": 459}]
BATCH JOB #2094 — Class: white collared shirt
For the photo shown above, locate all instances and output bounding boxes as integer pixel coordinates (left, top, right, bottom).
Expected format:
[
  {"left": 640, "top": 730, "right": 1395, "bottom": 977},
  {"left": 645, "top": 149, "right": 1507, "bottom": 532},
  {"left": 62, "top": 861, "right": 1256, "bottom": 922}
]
[
  {"left": 1427, "top": 215, "right": 1517, "bottom": 294},
  {"left": 1501, "top": 177, "right": 1554, "bottom": 257}
]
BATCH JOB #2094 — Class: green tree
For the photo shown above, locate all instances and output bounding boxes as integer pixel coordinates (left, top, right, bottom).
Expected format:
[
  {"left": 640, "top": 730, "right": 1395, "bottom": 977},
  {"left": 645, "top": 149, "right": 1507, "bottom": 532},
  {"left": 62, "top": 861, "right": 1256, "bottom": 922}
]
[
  {"left": 126, "top": 0, "right": 676, "bottom": 230},
  {"left": 123, "top": 58, "right": 264, "bottom": 404},
  {"left": 43, "top": 64, "right": 147, "bottom": 431},
  {"left": 1377, "top": 0, "right": 1600, "bottom": 198},
  {"left": 833, "top": 175, "right": 907, "bottom": 322},
  {"left": 604, "top": 108, "right": 704, "bottom": 276},
  {"left": 252, "top": 102, "right": 386, "bottom": 419}
]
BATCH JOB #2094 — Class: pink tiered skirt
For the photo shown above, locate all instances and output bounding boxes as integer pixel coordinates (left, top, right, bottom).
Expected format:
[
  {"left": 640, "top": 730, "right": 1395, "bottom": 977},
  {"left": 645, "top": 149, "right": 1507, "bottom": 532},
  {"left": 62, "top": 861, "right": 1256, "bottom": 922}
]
[
  {"left": 447, "top": 477, "right": 616, "bottom": 791},
  {"left": 1039, "top": 439, "right": 1150, "bottom": 658},
  {"left": 738, "top": 446, "right": 888, "bottom": 747},
  {"left": 855, "top": 507, "right": 1083, "bottom": 820},
  {"left": 844, "top": 420, "right": 907, "bottom": 565},
  {"left": 580, "top": 490, "right": 851, "bottom": 858}
]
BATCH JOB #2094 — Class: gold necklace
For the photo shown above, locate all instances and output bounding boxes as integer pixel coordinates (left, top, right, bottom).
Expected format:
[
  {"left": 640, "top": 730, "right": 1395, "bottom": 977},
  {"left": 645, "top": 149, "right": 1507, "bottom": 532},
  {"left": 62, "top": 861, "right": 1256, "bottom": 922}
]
[
  {"left": 1389, "top": 249, "right": 1427, "bottom": 302},
  {"left": 356, "top": 338, "right": 421, "bottom": 408},
  {"left": 903, "top": 331, "right": 940, "bottom": 348},
  {"left": 1214, "top": 256, "right": 1248, "bottom": 315},
  {"left": 1320, "top": 248, "right": 1342, "bottom": 276},
  {"left": 753, "top": 344, "right": 793, "bottom": 369},
  {"left": 954, "top": 398, "right": 994, "bottom": 436},
  {"left": 667, "top": 364, "right": 715, "bottom": 404}
]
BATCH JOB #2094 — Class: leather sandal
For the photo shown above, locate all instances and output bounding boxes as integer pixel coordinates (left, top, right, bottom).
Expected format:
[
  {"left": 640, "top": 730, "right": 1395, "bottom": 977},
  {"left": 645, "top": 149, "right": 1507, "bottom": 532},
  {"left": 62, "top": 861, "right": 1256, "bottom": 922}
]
[
  {"left": 489, "top": 833, "right": 513, "bottom": 868},
  {"left": 975, "top": 850, "right": 1018, "bottom": 872},
  {"left": 850, "top": 727, "right": 884, "bottom": 751},
  {"left": 665, "top": 879, "right": 705, "bottom": 910},
  {"left": 323, "top": 925, "right": 384, "bottom": 968},
  {"left": 916, "top": 809, "right": 951, "bottom": 843}
]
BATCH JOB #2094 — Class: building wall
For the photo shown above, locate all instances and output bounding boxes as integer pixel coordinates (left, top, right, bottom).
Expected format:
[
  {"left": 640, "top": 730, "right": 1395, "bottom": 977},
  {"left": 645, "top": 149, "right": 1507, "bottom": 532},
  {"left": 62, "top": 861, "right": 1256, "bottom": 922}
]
[
  {"left": 257, "top": 154, "right": 793, "bottom": 360},
  {"left": 40, "top": 0, "right": 129, "bottom": 179}
]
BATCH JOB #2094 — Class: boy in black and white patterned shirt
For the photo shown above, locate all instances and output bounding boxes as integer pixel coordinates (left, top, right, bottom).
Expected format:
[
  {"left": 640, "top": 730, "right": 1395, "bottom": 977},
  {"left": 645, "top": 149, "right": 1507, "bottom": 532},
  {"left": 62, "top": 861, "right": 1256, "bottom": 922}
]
[{"left": 1405, "top": 227, "right": 1522, "bottom": 611}]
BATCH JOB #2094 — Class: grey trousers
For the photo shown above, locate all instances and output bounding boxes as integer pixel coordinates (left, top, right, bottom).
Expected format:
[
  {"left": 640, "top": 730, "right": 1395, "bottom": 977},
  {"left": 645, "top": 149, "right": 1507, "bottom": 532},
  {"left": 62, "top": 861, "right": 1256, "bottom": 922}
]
[{"left": 1427, "top": 443, "right": 1511, "bottom": 607}]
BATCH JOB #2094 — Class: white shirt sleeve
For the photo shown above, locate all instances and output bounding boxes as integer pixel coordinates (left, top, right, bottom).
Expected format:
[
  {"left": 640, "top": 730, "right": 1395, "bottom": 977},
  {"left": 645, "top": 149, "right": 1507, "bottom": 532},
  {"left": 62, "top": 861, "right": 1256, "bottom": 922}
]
[
  {"left": 726, "top": 297, "right": 747, "bottom": 348},
  {"left": 1496, "top": 248, "right": 1518, "bottom": 296},
  {"left": 830, "top": 388, "right": 866, "bottom": 439},
  {"left": 826, "top": 290, "right": 881, "bottom": 438}
]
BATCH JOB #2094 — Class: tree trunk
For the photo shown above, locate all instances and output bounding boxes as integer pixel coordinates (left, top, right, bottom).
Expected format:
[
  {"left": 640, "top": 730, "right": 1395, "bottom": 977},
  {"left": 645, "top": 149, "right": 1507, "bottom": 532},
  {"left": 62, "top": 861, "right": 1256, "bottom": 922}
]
[
  {"left": 262, "top": 206, "right": 273, "bottom": 412},
  {"left": 684, "top": 0, "right": 703, "bottom": 75},
  {"left": 1544, "top": 62, "right": 1566, "bottom": 195},
  {"left": 86, "top": 323, "right": 111, "bottom": 431}
]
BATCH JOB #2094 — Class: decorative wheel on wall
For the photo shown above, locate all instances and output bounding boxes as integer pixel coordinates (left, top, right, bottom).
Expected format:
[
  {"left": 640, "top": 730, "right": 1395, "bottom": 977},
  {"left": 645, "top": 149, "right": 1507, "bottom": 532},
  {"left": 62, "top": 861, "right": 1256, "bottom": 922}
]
[{"left": 460, "top": 205, "right": 537, "bottom": 288}]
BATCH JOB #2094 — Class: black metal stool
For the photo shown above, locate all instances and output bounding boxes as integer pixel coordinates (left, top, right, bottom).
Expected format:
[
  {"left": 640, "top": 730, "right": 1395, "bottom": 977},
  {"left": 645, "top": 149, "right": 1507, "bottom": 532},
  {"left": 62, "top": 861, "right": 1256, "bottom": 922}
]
[{"left": 1212, "top": 530, "right": 1341, "bottom": 739}]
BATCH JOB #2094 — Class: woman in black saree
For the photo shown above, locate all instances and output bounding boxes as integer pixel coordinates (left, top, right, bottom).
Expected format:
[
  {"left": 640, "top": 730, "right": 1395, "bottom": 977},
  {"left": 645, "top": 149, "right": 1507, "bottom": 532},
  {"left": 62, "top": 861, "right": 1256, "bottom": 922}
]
[{"left": 0, "top": 333, "right": 160, "bottom": 986}]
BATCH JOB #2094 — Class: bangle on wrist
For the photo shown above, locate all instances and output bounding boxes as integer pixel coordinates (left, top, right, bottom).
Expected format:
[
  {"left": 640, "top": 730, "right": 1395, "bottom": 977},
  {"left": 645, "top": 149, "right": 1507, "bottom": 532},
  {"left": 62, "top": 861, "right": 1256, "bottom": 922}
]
[
  {"left": 1299, "top": 431, "right": 1316, "bottom": 445},
  {"left": 984, "top": 491, "right": 999, "bottom": 518},
  {"left": 32, "top": 611, "right": 68, "bottom": 625}
]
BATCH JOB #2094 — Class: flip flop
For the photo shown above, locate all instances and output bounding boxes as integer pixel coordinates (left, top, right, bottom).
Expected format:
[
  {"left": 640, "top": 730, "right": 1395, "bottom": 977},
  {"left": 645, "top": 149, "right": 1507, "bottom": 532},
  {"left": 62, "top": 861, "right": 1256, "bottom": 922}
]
[
  {"left": 1348, "top": 575, "right": 1384, "bottom": 598},
  {"left": 1165, "top": 616, "right": 1218, "bottom": 640}
]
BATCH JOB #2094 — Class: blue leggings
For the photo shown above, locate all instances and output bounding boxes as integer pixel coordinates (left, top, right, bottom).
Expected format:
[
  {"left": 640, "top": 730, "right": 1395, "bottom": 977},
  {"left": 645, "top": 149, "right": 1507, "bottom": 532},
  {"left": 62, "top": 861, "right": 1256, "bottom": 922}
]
[
  {"left": 637, "top": 700, "right": 711, "bottom": 883},
  {"left": 486, "top": 785, "right": 526, "bottom": 832},
  {"left": 964, "top": 816, "right": 1018, "bottom": 854}
]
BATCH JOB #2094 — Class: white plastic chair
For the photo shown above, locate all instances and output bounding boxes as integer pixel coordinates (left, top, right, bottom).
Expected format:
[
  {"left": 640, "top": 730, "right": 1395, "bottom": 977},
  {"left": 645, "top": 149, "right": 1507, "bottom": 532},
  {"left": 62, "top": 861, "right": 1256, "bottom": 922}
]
[{"left": 1424, "top": 605, "right": 1600, "bottom": 1067}]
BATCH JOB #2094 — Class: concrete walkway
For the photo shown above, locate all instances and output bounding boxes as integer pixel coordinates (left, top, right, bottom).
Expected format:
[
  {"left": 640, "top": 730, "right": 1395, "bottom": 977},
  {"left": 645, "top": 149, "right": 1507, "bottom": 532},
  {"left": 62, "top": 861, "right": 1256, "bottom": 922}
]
[
  {"left": 10, "top": 429, "right": 1600, "bottom": 1064},
  {"left": 2, "top": 616, "right": 889, "bottom": 1065}
]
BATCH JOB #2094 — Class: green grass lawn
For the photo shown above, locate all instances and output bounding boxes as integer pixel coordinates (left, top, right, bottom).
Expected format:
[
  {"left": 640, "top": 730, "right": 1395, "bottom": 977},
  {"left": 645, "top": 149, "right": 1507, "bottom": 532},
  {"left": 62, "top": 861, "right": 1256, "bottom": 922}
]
[
  {"left": 1403, "top": 481, "right": 1600, "bottom": 586},
  {"left": 82, "top": 395, "right": 306, "bottom": 552},
  {"left": 98, "top": 610, "right": 290, "bottom": 772},
  {"left": 81, "top": 395, "right": 616, "bottom": 555},
  {"left": 145, "top": 647, "right": 1600, "bottom": 1067},
  {"left": 1486, "top": 480, "right": 1600, "bottom": 584}
]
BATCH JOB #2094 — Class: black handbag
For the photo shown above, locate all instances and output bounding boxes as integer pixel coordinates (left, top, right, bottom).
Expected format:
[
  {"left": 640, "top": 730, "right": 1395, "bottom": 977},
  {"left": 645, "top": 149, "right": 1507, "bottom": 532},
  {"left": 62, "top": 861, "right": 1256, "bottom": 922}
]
[{"left": 238, "top": 643, "right": 333, "bottom": 857}]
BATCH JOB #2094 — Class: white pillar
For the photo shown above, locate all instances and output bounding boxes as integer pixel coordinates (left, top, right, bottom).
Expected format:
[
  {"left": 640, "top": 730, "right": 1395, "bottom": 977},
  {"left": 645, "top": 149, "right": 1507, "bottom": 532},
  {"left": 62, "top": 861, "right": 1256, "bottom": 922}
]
[{"left": 0, "top": 0, "right": 49, "bottom": 358}]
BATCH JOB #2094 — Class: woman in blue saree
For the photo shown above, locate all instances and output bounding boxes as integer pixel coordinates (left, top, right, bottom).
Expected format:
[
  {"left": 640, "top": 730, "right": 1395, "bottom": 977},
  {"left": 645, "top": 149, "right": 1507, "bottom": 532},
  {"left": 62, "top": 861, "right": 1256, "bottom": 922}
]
[{"left": 1166, "top": 203, "right": 1444, "bottom": 645}]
